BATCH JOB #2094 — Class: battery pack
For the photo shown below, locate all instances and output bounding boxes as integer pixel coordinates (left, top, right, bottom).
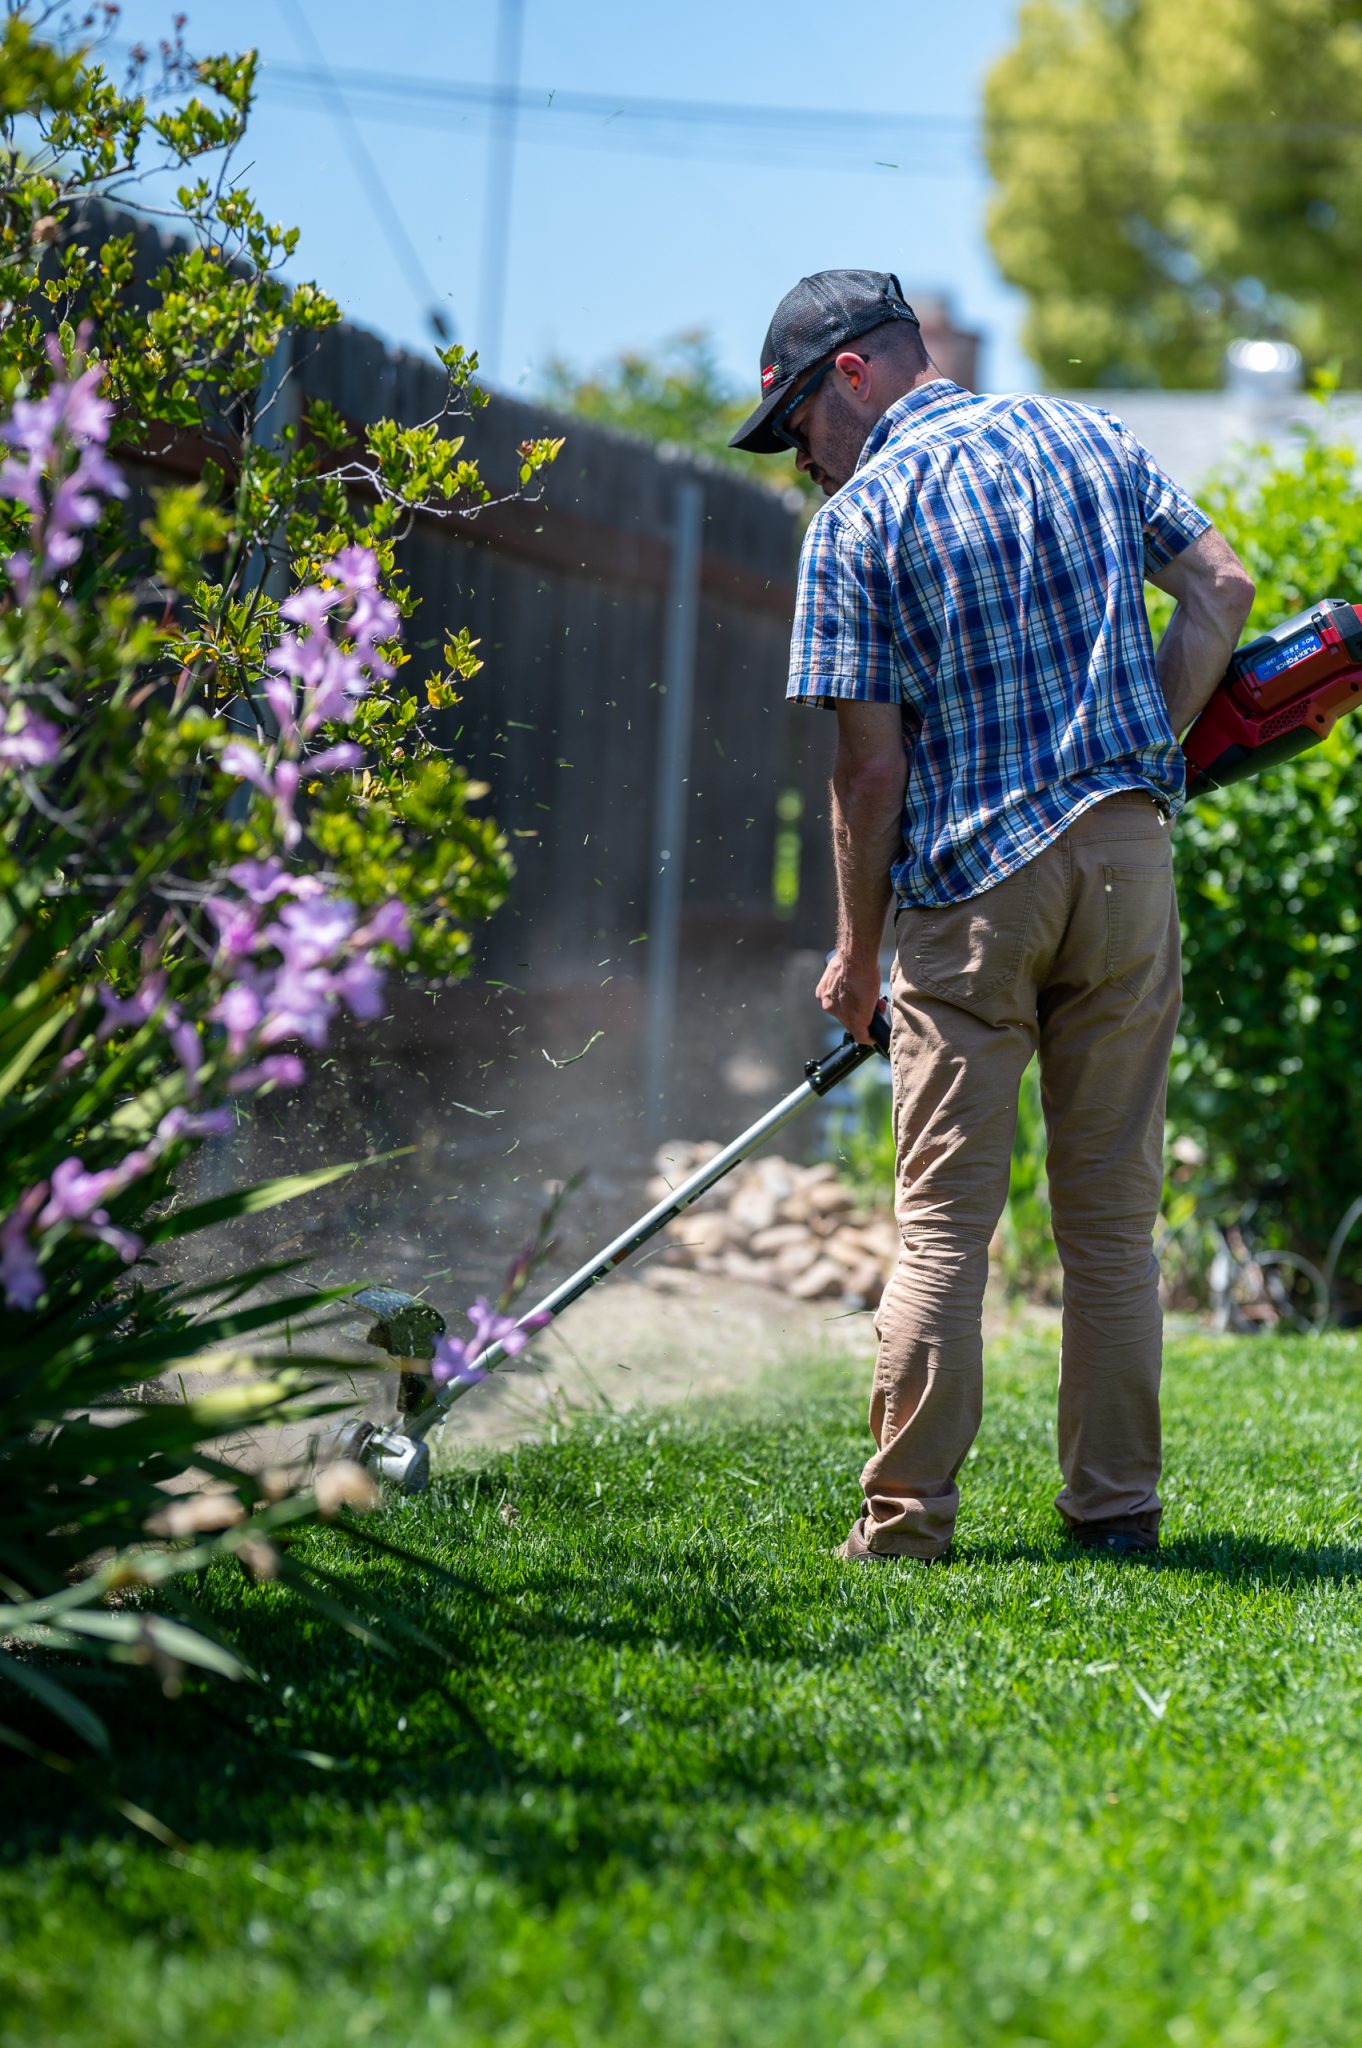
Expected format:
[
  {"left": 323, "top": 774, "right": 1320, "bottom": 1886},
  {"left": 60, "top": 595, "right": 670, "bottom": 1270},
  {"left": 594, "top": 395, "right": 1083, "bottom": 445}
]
[{"left": 1182, "top": 597, "right": 1362, "bottom": 794}]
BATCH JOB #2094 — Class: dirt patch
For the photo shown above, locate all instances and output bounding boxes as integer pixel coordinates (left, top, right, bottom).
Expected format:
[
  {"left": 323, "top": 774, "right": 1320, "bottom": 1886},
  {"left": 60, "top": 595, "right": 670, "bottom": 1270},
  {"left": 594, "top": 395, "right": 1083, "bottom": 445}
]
[
  {"left": 336, "top": 1263, "right": 1064, "bottom": 1464},
  {"left": 188, "top": 1246, "right": 1063, "bottom": 1476}
]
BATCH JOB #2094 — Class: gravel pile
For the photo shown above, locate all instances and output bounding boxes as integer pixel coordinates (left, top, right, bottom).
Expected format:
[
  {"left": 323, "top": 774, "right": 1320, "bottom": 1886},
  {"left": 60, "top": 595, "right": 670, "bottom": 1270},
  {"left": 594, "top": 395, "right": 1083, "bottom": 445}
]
[{"left": 649, "top": 1146, "right": 899, "bottom": 1308}]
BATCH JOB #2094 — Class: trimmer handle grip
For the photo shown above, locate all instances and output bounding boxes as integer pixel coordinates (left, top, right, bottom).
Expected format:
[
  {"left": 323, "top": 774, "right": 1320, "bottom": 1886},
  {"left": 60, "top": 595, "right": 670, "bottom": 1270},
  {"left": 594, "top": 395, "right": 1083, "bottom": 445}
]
[{"left": 805, "top": 1002, "right": 892, "bottom": 1097}]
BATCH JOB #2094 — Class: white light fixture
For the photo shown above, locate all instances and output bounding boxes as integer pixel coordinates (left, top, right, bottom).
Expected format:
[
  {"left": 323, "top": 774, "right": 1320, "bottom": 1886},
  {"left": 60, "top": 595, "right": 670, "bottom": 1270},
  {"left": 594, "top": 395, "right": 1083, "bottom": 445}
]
[{"left": 1224, "top": 337, "right": 1304, "bottom": 401}]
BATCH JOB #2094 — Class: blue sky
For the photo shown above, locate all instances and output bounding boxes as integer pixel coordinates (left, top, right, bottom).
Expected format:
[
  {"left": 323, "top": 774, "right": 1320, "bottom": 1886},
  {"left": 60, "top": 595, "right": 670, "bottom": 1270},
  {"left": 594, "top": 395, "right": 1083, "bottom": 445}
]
[{"left": 113, "top": 0, "right": 1032, "bottom": 401}]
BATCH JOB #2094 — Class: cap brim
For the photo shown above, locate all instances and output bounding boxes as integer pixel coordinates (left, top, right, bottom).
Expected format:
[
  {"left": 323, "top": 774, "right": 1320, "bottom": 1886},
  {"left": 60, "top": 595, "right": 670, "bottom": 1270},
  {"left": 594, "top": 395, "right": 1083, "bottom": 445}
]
[{"left": 728, "top": 377, "right": 799, "bottom": 454}]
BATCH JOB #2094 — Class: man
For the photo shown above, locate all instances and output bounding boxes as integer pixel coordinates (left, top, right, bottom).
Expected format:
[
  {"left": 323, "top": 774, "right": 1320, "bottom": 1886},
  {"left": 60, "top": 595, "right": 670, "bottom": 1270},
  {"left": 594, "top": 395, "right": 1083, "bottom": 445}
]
[{"left": 731, "top": 269, "right": 1254, "bottom": 1561}]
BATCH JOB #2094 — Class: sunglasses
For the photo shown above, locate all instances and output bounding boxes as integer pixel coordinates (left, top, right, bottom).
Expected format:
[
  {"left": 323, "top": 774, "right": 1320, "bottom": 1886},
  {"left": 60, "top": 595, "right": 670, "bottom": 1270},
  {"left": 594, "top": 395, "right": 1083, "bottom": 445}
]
[{"left": 770, "top": 357, "right": 838, "bottom": 455}]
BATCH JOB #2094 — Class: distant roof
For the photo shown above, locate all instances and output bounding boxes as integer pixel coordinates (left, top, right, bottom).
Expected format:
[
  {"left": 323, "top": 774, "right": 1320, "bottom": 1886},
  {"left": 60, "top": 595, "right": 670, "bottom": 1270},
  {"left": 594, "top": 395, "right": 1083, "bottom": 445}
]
[{"left": 1040, "top": 390, "right": 1362, "bottom": 488}]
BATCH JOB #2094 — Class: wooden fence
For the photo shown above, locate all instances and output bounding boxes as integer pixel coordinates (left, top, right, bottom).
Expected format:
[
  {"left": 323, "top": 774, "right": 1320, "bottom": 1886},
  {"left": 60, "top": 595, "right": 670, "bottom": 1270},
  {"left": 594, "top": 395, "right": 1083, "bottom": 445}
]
[
  {"left": 93, "top": 204, "right": 838, "bottom": 987},
  {"left": 295, "top": 319, "right": 837, "bottom": 981}
]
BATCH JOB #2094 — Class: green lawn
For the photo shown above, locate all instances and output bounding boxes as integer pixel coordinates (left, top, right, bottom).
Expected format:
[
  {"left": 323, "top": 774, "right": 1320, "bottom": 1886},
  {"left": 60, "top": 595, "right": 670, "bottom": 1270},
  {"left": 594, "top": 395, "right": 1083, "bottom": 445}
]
[{"left": 3, "top": 1330, "right": 1362, "bottom": 2048}]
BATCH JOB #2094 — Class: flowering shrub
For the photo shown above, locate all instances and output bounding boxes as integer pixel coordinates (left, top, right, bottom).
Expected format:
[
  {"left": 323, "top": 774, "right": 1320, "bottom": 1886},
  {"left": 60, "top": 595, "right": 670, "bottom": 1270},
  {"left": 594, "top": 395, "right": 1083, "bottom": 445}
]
[{"left": 0, "top": 5, "right": 559, "bottom": 1780}]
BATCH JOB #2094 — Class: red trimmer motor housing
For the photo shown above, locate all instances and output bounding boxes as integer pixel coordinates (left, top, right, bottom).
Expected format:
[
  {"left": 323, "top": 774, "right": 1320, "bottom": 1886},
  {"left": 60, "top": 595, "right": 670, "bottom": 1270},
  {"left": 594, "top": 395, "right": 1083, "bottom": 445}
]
[{"left": 1182, "top": 597, "right": 1362, "bottom": 796}]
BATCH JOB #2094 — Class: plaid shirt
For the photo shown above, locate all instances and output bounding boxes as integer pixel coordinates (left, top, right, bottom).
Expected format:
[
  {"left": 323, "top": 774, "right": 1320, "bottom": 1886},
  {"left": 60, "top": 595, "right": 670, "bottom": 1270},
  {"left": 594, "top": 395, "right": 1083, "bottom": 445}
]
[{"left": 787, "top": 380, "right": 1210, "bottom": 905}]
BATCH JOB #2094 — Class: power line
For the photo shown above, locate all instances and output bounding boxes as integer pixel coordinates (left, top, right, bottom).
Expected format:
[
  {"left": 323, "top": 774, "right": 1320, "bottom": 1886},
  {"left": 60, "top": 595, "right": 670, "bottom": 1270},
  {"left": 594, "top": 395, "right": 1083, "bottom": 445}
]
[
  {"left": 479, "top": 0, "right": 524, "bottom": 383},
  {"left": 275, "top": 0, "right": 453, "bottom": 343},
  {"left": 253, "top": 58, "right": 1358, "bottom": 152}
]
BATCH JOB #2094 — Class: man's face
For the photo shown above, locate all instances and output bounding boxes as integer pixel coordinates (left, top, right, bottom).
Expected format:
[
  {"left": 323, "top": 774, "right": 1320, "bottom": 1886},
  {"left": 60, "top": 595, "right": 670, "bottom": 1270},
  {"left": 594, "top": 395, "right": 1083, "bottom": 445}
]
[{"left": 782, "top": 357, "right": 871, "bottom": 496}]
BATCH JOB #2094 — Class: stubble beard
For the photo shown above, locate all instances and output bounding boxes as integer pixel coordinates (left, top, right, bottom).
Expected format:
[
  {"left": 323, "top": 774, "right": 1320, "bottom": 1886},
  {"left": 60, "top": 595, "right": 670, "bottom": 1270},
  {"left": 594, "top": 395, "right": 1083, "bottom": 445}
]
[{"left": 813, "top": 386, "right": 872, "bottom": 495}]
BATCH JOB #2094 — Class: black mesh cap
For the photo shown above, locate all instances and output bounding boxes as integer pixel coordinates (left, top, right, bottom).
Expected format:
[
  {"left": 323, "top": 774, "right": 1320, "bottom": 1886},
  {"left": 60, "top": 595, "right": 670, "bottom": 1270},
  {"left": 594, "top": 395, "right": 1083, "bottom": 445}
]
[{"left": 730, "top": 269, "right": 920, "bottom": 454}]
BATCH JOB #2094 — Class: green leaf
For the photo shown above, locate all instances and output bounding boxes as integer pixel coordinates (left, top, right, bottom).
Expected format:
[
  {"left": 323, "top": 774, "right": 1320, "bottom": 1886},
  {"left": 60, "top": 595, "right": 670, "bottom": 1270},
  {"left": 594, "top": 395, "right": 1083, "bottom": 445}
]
[
  {"left": 146, "top": 1159, "right": 370, "bottom": 1243},
  {"left": 0, "top": 1647, "right": 110, "bottom": 1755}
]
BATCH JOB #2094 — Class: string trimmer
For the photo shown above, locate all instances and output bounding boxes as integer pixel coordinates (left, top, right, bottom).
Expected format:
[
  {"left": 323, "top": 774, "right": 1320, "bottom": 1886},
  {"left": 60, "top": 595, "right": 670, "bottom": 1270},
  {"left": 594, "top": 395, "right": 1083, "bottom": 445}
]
[{"left": 341, "top": 594, "right": 1362, "bottom": 1493}]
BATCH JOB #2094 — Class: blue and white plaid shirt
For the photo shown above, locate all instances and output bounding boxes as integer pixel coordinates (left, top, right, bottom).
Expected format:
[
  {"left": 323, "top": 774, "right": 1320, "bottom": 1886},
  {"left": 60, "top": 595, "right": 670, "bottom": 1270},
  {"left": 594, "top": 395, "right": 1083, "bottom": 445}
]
[{"left": 787, "top": 380, "right": 1210, "bottom": 905}]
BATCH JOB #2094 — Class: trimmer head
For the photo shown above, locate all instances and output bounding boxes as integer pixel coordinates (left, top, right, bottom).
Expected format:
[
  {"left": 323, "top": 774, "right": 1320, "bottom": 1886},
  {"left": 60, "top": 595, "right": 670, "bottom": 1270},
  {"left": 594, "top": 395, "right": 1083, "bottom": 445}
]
[
  {"left": 332, "top": 1416, "right": 431, "bottom": 1494},
  {"left": 336, "top": 1013, "right": 894, "bottom": 1493}
]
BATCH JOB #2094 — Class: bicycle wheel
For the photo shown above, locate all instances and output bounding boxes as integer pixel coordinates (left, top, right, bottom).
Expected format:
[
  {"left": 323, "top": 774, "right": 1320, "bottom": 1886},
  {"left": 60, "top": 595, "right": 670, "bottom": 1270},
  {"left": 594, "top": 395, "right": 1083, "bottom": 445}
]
[{"left": 1223, "top": 1249, "right": 1330, "bottom": 1335}]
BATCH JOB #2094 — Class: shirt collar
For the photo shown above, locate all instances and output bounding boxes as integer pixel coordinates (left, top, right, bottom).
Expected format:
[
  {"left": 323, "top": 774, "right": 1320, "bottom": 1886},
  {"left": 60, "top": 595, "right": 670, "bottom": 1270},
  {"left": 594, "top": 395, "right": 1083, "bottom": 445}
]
[{"left": 855, "top": 379, "right": 970, "bottom": 472}]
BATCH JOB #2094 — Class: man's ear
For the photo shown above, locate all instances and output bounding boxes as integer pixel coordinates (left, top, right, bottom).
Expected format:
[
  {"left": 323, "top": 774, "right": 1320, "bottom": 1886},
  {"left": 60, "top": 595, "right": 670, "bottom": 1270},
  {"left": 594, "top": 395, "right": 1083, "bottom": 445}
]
[{"left": 834, "top": 349, "right": 873, "bottom": 401}]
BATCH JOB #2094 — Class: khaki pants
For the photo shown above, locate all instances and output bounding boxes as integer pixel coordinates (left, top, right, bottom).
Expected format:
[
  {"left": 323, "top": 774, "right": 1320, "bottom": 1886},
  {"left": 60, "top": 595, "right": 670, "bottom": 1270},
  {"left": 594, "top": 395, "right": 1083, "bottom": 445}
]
[{"left": 844, "top": 793, "right": 1181, "bottom": 1560}]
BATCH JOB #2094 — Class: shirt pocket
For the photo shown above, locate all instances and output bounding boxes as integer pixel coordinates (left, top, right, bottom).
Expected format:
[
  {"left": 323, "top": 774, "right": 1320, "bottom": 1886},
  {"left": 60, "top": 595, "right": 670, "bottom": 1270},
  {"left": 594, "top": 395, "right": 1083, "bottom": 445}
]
[{"left": 1103, "top": 861, "right": 1175, "bottom": 1002}]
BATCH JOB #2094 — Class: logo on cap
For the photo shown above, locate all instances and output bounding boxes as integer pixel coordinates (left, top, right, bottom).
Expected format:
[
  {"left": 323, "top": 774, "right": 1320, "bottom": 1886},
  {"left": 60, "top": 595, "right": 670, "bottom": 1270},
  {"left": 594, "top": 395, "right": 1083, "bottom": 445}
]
[{"left": 760, "top": 363, "right": 777, "bottom": 390}]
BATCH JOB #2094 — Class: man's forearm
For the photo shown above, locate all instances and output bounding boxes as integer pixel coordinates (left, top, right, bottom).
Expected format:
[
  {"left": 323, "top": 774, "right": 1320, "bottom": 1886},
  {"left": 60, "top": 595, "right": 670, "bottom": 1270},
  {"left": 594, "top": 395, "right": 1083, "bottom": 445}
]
[
  {"left": 1149, "top": 530, "right": 1256, "bottom": 736},
  {"left": 1155, "top": 600, "right": 1248, "bottom": 736},
  {"left": 830, "top": 758, "right": 905, "bottom": 961}
]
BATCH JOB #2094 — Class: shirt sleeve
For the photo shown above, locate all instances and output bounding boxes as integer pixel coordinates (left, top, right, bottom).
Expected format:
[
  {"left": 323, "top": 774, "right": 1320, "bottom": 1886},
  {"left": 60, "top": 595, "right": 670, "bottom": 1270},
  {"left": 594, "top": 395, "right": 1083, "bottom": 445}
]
[
  {"left": 1115, "top": 419, "right": 1212, "bottom": 576},
  {"left": 786, "top": 502, "right": 902, "bottom": 708}
]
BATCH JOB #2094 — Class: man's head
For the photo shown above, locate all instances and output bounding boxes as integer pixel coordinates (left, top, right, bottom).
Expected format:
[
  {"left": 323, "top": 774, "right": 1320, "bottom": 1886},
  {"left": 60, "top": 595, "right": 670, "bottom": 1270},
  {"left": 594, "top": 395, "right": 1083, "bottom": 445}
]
[{"left": 730, "top": 269, "right": 933, "bottom": 495}]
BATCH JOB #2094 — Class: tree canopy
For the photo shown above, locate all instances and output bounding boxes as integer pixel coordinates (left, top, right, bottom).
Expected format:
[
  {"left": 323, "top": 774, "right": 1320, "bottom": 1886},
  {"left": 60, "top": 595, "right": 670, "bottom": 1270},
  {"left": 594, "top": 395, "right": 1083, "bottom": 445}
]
[
  {"left": 539, "top": 330, "right": 815, "bottom": 499},
  {"left": 983, "top": 0, "right": 1362, "bottom": 389}
]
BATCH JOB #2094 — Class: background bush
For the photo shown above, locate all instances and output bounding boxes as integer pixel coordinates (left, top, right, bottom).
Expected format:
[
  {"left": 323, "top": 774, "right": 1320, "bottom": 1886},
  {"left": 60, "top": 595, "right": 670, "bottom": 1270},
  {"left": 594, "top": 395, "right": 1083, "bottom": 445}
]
[{"left": 1167, "top": 417, "right": 1362, "bottom": 1267}]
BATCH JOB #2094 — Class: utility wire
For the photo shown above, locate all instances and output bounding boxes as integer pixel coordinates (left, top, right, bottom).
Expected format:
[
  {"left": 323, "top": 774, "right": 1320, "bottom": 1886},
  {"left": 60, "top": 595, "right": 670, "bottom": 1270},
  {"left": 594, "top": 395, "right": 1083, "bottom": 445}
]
[
  {"left": 254, "top": 58, "right": 1357, "bottom": 150},
  {"left": 479, "top": 0, "right": 524, "bottom": 384},
  {"left": 275, "top": 0, "right": 453, "bottom": 343}
]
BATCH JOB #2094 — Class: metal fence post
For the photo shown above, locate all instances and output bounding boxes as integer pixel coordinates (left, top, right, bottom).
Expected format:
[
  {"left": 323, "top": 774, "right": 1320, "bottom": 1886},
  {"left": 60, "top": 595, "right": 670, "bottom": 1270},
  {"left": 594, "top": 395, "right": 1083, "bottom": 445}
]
[{"left": 644, "top": 474, "right": 705, "bottom": 1140}]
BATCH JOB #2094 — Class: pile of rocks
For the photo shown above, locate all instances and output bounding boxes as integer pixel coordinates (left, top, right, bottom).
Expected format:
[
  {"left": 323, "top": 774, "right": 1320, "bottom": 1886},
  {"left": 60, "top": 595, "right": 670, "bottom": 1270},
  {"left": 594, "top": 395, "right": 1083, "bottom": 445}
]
[{"left": 648, "top": 1145, "right": 899, "bottom": 1308}]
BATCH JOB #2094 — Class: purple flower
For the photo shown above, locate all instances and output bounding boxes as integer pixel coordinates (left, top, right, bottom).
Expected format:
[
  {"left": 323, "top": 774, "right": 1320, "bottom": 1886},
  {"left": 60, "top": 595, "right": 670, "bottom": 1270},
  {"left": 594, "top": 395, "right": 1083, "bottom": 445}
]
[
  {"left": 331, "top": 544, "right": 380, "bottom": 595},
  {"left": 0, "top": 450, "right": 43, "bottom": 511},
  {"left": 0, "top": 704, "right": 62, "bottom": 768},
  {"left": 1, "top": 1184, "right": 48, "bottom": 1312},
  {"left": 266, "top": 629, "right": 329, "bottom": 690},
  {"left": 354, "top": 899, "right": 411, "bottom": 951},
  {"left": 167, "top": 1018, "right": 203, "bottom": 1094},
  {"left": 1, "top": 392, "right": 62, "bottom": 459},
  {"left": 157, "top": 1106, "right": 234, "bottom": 1143},
  {"left": 83, "top": 1221, "right": 144, "bottom": 1265},
  {"left": 53, "top": 364, "right": 116, "bottom": 447},
  {"left": 280, "top": 582, "right": 343, "bottom": 632},
  {"left": 430, "top": 1336, "right": 488, "bottom": 1392},
  {"left": 255, "top": 964, "right": 338, "bottom": 1049},
  {"left": 220, "top": 739, "right": 272, "bottom": 794},
  {"left": 39, "top": 1156, "right": 129, "bottom": 1227},
  {"left": 211, "top": 977, "right": 265, "bottom": 1057},
  {"left": 333, "top": 955, "right": 386, "bottom": 1021},
  {"left": 262, "top": 671, "right": 298, "bottom": 743},
  {"left": 299, "top": 644, "right": 370, "bottom": 733},
  {"left": 306, "top": 740, "right": 363, "bottom": 776},
  {"left": 220, "top": 745, "right": 303, "bottom": 849},
  {"left": 429, "top": 1299, "right": 550, "bottom": 1391},
  {"left": 227, "top": 1053, "right": 306, "bottom": 1095},
  {"left": 204, "top": 894, "right": 261, "bottom": 961},
  {"left": 348, "top": 586, "right": 400, "bottom": 650},
  {"left": 50, "top": 457, "right": 120, "bottom": 537},
  {"left": 226, "top": 858, "right": 314, "bottom": 905},
  {"left": 42, "top": 526, "right": 83, "bottom": 574},
  {"left": 262, "top": 896, "right": 358, "bottom": 968},
  {"left": 97, "top": 971, "right": 169, "bottom": 1039},
  {"left": 272, "top": 759, "right": 302, "bottom": 849},
  {"left": 1, "top": 363, "right": 125, "bottom": 600},
  {"left": 468, "top": 1296, "right": 550, "bottom": 1360},
  {"left": 204, "top": 897, "right": 260, "bottom": 958}
]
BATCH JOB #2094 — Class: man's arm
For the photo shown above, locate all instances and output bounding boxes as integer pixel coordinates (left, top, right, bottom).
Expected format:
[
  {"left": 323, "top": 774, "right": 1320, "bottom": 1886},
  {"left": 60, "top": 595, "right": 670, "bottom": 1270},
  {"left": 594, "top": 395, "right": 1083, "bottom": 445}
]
[
  {"left": 814, "top": 700, "right": 907, "bottom": 1044},
  {"left": 1146, "top": 526, "right": 1256, "bottom": 737}
]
